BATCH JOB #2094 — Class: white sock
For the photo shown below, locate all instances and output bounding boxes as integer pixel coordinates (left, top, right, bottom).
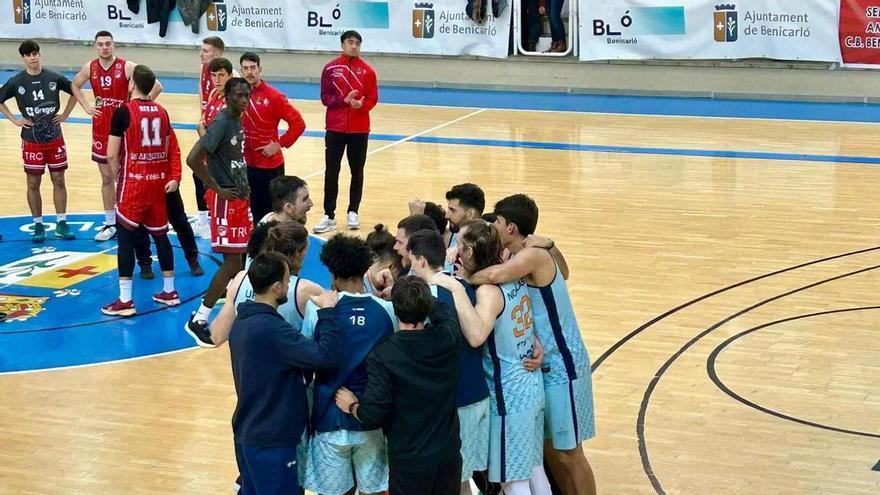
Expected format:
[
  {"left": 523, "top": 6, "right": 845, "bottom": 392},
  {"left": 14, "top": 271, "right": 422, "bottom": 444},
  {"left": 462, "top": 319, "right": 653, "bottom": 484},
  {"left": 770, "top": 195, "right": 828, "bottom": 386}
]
[
  {"left": 529, "top": 465, "right": 552, "bottom": 495},
  {"left": 104, "top": 210, "right": 115, "bottom": 226},
  {"left": 195, "top": 302, "right": 213, "bottom": 321},
  {"left": 33, "top": 216, "right": 43, "bottom": 225},
  {"left": 119, "top": 279, "right": 133, "bottom": 302},
  {"left": 163, "top": 276, "right": 175, "bottom": 293},
  {"left": 57, "top": 213, "right": 66, "bottom": 222},
  {"left": 197, "top": 210, "right": 209, "bottom": 225}
]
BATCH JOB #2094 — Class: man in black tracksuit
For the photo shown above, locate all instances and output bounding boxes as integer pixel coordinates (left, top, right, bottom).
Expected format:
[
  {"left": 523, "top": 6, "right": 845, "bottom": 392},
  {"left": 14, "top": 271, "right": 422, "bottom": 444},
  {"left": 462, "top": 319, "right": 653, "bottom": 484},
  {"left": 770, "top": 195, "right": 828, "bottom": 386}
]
[{"left": 335, "top": 275, "right": 462, "bottom": 495}]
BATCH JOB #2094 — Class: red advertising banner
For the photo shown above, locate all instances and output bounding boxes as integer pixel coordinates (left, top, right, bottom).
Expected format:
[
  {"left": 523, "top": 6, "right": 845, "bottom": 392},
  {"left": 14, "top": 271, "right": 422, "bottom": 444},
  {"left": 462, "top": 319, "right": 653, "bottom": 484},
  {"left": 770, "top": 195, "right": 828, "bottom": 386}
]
[{"left": 840, "top": 0, "right": 880, "bottom": 65}]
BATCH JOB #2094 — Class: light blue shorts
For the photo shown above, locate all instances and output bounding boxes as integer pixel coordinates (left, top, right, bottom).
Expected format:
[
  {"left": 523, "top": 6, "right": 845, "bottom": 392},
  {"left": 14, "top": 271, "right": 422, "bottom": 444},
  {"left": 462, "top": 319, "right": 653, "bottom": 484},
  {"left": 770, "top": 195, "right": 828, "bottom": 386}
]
[
  {"left": 488, "top": 405, "right": 544, "bottom": 483},
  {"left": 458, "top": 397, "right": 490, "bottom": 481},
  {"left": 544, "top": 375, "right": 596, "bottom": 450},
  {"left": 302, "top": 429, "right": 388, "bottom": 495}
]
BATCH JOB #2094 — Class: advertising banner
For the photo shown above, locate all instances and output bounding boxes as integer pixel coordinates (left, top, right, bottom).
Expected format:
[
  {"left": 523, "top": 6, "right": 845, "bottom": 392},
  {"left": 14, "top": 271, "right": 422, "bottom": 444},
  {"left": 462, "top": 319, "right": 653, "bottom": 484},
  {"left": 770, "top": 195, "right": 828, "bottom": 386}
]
[
  {"left": 839, "top": 0, "right": 880, "bottom": 65},
  {"left": 579, "top": 0, "right": 842, "bottom": 62},
  {"left": 1, "top": 1, "right": 511, "bottom": 59}
]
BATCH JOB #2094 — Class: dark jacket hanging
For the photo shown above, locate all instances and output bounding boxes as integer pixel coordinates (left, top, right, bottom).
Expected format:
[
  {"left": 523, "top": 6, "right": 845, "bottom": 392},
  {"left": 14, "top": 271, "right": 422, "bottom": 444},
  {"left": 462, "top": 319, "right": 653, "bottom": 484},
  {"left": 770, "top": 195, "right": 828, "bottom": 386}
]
[{"left": 178, "top": 0, "right": 212, "bottom": 34}]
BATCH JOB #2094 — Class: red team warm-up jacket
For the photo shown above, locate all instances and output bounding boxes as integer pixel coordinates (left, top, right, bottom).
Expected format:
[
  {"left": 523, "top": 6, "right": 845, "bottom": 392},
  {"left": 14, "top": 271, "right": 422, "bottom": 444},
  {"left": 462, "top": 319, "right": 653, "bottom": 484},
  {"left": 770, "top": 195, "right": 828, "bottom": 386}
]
[
  {"left": 321, "top": 55, "right": 378, "bottom": 134},
  {"left": 242, "top": 80, "right": 306, "bottom": 170}
]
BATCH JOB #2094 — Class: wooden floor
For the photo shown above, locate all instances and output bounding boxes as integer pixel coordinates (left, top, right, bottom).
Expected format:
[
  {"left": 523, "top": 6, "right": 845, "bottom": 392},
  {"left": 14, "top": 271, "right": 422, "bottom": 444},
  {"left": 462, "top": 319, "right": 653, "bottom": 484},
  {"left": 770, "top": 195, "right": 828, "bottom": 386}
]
[{"left": 0, "top": 91, "right": 878, "bottom": 494}]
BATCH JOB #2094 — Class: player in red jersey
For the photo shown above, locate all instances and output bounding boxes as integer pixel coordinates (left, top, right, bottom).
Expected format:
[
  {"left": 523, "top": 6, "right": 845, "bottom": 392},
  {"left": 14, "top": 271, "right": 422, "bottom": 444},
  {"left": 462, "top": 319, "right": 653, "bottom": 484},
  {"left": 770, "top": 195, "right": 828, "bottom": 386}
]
[
  {"left": 101, "top": 66, "right": 180, "bottom": 316},
  {"left": 71, "top": 31, "right": 163, "bottom": 242},
  {"left": 239, "top": 52, "right": 306, "bottom": 223},
  {"left": 198, "top": 58, "right": 232, "bottom": 141},
  {"left": 194, "top": 36, "right": 234, "bottom": 237}
]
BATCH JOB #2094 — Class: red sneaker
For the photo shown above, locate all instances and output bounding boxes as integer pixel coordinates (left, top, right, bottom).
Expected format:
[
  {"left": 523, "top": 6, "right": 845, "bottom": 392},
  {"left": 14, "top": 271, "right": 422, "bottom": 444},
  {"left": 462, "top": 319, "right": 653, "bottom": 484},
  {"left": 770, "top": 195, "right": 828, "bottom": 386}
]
[
  {"left": 101, "top": 299, "right": 136, "bottom": 316},
  {"left": 153, "top": 290, "right": 181, "bottom": 306}
]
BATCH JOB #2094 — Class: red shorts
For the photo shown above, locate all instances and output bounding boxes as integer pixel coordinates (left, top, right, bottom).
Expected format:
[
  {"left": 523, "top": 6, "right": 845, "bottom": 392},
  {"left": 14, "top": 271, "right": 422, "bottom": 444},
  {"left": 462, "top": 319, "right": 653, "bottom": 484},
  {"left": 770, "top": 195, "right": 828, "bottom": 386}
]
[
  {"left": 22, "top": 137, "right": 68, "bottom": 175},
  {"left": 116, "top": 183, "right": 169, "bottom": 234},
  {"left": 206, "top": 189, "right": 252, "bottom": 254},
  {"left": 92, "top": 133, "right": 109, "bottom": 164}
]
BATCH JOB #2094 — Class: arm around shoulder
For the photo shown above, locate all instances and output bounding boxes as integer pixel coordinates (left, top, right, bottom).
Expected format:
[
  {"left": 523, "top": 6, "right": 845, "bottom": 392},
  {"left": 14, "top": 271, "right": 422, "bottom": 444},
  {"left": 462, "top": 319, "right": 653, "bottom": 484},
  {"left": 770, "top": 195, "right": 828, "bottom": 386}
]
[{"left": 277, "top": 307, "right": 343, "bottom": 370}]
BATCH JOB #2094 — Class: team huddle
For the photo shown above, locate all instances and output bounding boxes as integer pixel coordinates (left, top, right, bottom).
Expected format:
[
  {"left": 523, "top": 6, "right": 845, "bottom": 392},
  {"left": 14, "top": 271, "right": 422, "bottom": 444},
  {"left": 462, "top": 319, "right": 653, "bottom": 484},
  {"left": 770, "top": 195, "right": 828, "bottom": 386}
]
[
  {"left": 199, "top": 181, "right": 597, "bottom": 495},
  {"left": 1, "top": 32, "right": 596, "bottom": 495}
]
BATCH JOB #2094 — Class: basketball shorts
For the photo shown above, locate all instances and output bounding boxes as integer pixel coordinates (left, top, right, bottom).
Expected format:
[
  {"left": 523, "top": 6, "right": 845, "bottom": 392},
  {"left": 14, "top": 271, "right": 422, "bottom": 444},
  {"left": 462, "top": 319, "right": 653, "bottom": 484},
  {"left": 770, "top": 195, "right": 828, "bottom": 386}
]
[
  {"left": 303, "top": 429, "right": 388, "bottom": 495},
  {"left": 459, "top": 397, "right": 490, "bottom": 482},
  {"left": 92, "top": 132, "right": 109, "bottom": 164},
  {"left": 22, "top": 137, "right": 68, "bottom": 176},
  {"left": 544, "top": 375, "right": 596, "bottom": 451},
  {"left": 488, "top": 404, "right": 544, "bottom": 483},
  {"left": 116, "top": 184, "right": 169, "bottom": 233},
  {"left": 206, "top": 189, "right": 252, "bottom": 254}
]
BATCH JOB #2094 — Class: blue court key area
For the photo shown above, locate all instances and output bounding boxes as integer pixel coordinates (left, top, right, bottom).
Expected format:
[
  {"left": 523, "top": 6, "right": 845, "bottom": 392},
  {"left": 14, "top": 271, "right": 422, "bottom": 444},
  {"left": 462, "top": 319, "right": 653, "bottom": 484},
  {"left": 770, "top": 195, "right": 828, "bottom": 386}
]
[{"left": 0, "top": 214, "right": 329, "bottom": 373}]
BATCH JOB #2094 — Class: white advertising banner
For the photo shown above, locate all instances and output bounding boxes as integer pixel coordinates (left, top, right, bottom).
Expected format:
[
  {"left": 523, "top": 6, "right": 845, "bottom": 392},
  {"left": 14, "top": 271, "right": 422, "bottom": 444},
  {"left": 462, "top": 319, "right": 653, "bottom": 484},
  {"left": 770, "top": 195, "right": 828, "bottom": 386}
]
[
  {"left": 578, "top": 0, "right": 842, "bottom": 62},
  {"left": 1, "top": 0, "right": 511, "bottom": 59}
]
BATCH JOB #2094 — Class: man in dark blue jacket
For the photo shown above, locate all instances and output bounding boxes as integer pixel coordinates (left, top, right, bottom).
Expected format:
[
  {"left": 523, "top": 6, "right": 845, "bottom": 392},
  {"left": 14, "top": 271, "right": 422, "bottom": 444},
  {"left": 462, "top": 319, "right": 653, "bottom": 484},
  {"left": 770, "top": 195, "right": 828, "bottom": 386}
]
[{"left": 229, "top": 252, "right": 343, "bottom": 495}]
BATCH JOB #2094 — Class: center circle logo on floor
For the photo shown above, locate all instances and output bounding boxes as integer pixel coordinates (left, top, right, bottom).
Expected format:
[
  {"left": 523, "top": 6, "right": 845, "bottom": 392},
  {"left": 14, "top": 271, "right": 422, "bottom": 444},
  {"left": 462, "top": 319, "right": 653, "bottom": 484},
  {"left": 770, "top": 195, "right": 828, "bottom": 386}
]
[{"left": 0, "top": 213, "right": 211, "bottom": 332}]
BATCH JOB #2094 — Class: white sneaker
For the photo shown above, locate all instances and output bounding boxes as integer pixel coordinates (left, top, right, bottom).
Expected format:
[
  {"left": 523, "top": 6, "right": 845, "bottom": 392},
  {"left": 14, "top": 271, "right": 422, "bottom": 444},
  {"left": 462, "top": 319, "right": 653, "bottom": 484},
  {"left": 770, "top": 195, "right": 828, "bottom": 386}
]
[
  {"left": 313, "top": 215, "right": 337, "bottom": 234},
  {"left": 194, "top": 222, "right": 211, "bottom": 239},
  {"left": 347, "top": 211, "right": 360, "bottom": 230},
  {"left": 94, "top": 224, "right": 117, "bottom": 242}
]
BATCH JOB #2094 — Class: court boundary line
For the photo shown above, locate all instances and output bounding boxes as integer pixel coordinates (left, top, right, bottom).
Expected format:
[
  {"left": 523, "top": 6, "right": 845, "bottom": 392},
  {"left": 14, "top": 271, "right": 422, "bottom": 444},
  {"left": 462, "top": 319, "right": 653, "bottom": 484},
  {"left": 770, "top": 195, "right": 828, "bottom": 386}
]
[
  {"left": 707, "top": 305, "right": 880, "bottom": 439},
  {"left": 591, "top": 245, "right": 880, "bottom": 371},
  {"left": 638, "top": 262, "right": 880, "bottom": 494},
  {"left": 0, "top": 346, "right": 198, "bottom": 376},
  {"left": 8, "top": 70, "right": 875, "bottom": 125},
  {"left": 302, "top": 108, "right": 487, "bottom": 179},
  {"left": 5, "top": 113, "right": 879, "bottom": 166}
]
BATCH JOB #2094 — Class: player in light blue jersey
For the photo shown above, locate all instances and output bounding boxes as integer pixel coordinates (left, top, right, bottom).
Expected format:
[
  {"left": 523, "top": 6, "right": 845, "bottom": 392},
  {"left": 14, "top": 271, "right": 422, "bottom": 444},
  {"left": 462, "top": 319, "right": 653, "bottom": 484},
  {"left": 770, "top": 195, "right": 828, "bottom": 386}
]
[
  {"left": 300, "top": 234, "right": 397, "bottom": 495},
  {"left": 257, "top": 175, "right": 313, "bottom": 226},
  {"left": 205, "top": 220, "right": 324, "bottom": 347},
  {"left": 407, "top": 228, "right": 501, "bottom": 495},
  {"left": 364, "top": 223, "right": 404, "bottom": 297},
  {"left": 469, "top": 195, "right": 596, "bottom": 495},
  {"left": 443, "top": 183, "right": 485, "bottom": 274},
  {"left": 433, "top": 220, "right": 551, "bottom": 495},
  {"left": 364, "top": 214, "right": 438, "bottom": 299}
]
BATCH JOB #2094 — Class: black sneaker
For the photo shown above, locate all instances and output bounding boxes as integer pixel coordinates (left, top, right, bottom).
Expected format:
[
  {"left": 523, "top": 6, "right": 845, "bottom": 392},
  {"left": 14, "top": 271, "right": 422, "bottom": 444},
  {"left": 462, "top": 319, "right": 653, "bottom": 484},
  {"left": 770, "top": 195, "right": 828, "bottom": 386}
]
[
  {"left": 188, "top": 258, "right": 204, "bottom": 276},
  {"left": 184, "top": 315, "right": 216, "bottom": 348},
  {"left": 139, "top": 264, "right": 155, "bottom": 280}
]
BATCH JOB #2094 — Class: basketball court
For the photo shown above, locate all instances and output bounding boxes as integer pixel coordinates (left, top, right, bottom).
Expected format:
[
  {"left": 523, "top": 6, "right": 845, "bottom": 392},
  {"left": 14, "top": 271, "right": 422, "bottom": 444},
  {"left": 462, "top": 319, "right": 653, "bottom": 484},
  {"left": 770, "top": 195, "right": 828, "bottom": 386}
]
[{"left": 0, "top": 78, "right": 877, "bottom": 494}]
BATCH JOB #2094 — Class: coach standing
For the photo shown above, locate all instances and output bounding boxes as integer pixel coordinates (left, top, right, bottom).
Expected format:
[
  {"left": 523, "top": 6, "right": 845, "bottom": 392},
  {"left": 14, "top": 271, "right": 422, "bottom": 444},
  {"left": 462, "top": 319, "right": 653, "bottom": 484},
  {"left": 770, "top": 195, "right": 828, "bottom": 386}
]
[
  {"left": 239, "top": 52, "right": 306, "bottom": 222},
  {"left": 313, "top": 31, "right": 378, "bottom": 234}
]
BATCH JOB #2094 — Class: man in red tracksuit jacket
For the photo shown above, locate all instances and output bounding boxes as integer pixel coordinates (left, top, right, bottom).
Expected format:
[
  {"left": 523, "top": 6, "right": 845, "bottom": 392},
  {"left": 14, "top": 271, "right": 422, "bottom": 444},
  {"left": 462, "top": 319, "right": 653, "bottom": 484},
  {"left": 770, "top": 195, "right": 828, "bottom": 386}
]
[
  {"left": 239, "top": 52, "right": 306, "bottom": 222},
  {"left": 313, "top": 31, "right": 379, "bottom": 234}
]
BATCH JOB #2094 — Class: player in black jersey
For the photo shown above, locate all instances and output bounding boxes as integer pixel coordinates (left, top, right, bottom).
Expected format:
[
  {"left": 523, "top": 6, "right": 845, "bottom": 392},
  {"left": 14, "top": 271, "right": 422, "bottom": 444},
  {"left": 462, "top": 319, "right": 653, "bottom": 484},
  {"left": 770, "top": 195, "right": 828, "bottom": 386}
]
[{"left": 0, "top": 40, "right": 88, "bottom": 243}]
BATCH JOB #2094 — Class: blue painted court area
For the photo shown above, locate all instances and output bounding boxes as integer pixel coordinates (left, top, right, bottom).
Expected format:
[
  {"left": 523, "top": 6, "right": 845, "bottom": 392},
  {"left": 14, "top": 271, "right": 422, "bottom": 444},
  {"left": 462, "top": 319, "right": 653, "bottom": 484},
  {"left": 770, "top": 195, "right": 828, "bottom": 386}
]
[
  {"left": 3, "top": 69, "right": 880, "bottom": 123},
  {"left": 0, "top": 214, "right": 329, "bottom": 373}
]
